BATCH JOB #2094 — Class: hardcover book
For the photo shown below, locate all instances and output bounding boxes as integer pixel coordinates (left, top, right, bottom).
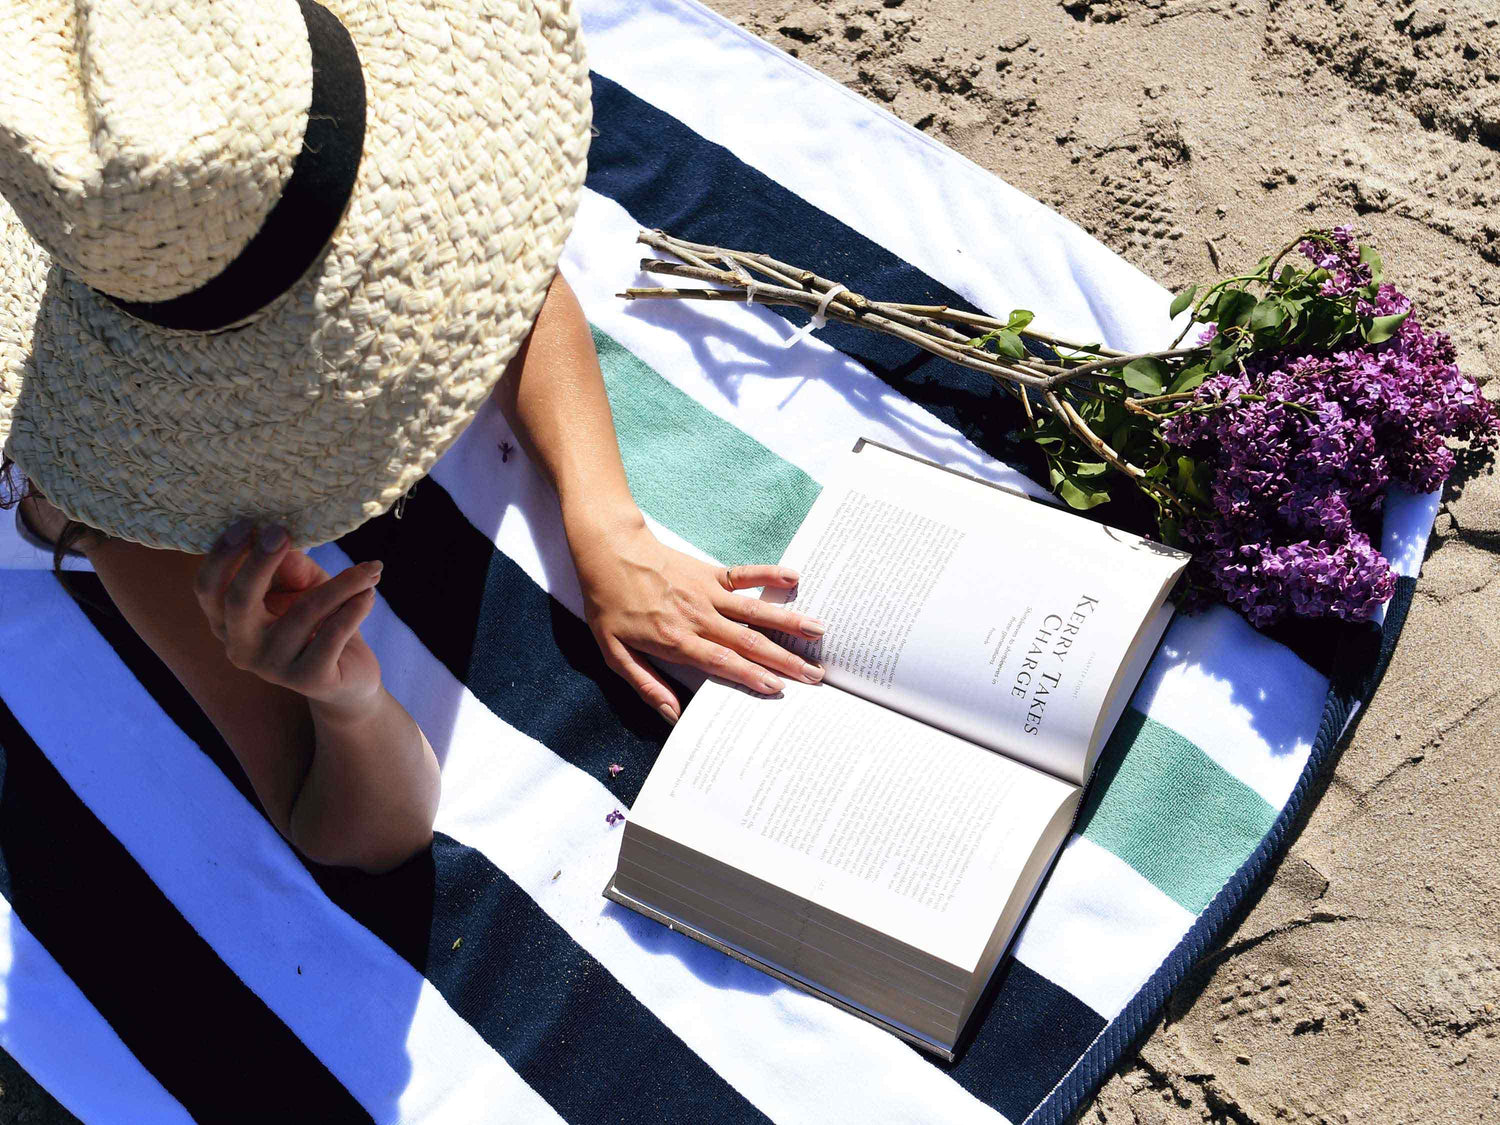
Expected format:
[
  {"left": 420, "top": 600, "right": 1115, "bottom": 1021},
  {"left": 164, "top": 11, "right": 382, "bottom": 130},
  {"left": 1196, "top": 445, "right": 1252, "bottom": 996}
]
[{"left": 605, "top": 439, "right": 1189, "bottom": 1058}]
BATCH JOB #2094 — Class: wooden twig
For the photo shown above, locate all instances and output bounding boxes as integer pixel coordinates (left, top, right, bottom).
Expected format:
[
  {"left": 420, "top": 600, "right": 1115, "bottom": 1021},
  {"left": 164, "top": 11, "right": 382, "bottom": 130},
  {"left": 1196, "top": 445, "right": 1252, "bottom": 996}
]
[
  {"left": 885, "top": 303, "right": 1125, "bottom": 358},
  {"left": 620, "top": 229, "right": 1210, "bottom": 497}
]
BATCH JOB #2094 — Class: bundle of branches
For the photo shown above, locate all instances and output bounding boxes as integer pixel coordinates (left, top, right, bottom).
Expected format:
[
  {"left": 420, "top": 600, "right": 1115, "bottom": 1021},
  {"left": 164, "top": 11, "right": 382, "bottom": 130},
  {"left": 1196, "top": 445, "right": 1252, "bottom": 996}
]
[{"left": 621, "top": 228, "right": 1496, "bottom": 625}]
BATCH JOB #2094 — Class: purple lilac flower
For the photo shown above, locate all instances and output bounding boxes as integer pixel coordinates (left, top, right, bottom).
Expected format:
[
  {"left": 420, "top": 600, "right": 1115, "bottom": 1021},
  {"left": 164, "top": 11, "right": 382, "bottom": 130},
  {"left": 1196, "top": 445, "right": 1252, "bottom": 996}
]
[
  {"left": 1319, "top": 264, "right": 1373, "bottom": 298},
  {"left": 1163, "top": 266, "right": 1496, "bottom": 626},
  {"left": 1297, "top": 225, "right": 1357, "bottom": 272}
]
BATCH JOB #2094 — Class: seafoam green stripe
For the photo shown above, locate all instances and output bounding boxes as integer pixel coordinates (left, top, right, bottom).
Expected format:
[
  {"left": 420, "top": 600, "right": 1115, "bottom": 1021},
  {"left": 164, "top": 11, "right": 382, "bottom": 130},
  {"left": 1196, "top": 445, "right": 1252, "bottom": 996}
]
[
  {"left": 592, "top": 325, "right": 822, "bottom": 567},
  {"left": 1079, "top": 709, "right": 1278, "bottom": 915}
]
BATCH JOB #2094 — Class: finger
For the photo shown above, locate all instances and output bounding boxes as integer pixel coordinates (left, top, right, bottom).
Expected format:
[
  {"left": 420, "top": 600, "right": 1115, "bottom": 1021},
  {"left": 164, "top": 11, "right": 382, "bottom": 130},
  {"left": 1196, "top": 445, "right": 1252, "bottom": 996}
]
[
  {"left": 222, "top": 524, "right": 292, "bottom": 651},
  {"left": 292, "top": 586, "right": 377, "bottom": 681},
  {"left": 668, "top": 635, "right": 786, "bottom": 696},
  {"left": 710, "top": 617, "right": 824, "bottom": 685},
  {"left": 261, "top": 561, "right": 383, "bottom": 668},
  {"left": 193, "top": 518, "right": 256, "bottom": 638},
  {"left": 265, "top": 550, "right": 335, "bottom": 616},
  {"left": 716, "top": 564, "right": 800, "bottom": 593},
  {"left": 602, "top": 638, "right": 682, "bottom": 724},
  {"left": 714, "top": 590, "right": 827, "bottom": 641},
  {"left": 271, "top": 548, "right": 333, "bottom": 594}
]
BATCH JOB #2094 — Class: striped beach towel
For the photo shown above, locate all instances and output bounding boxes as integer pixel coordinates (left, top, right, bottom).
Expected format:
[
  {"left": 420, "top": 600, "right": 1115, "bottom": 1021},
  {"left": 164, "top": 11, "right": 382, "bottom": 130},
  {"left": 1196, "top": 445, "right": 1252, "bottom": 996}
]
[{"left": 0, "top": 0, "right": 1441, "bottom": 1121}]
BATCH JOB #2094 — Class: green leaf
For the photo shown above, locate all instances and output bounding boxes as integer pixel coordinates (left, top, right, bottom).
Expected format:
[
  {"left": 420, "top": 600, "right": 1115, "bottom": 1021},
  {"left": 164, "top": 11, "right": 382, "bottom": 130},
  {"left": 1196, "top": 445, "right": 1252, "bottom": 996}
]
[
  {"left": 1217, "top": 289, "right": 1257, "bottom": 328},
  {"left": 1122, "top": 358, "right": 1169, "bottom": 394},
  {"left": 1167, "top": 363, "right": 1207, "bottom": 394},
  {"left": 994, "top": 329, "right": 1028, "bottom": 359},
  {"left": 1168, "top": 285, "right": 1198, "bottom": 319},
  {"left": 1207, "top": 331, "right": 1238, "bottom": 371},
  {"left": 1007, "top": 309, "right": 1035, "bottom": 331},
  {"left": 1110, "top": 423, "right": 1133, "bottom": 452},
  {"left": 1362, "top": 311, "right": 1408, "bottom": 344},
  {"left": 1092, "top": 396, "right": 1128, "bottom": 432},
  {"left": 1071, "top": 461, "right": 1110, "bottom": 477},
  {"left": 1249, "top": 300, "right": 1287, "bottom": 332},
  {"left": 1207, "top": 347, "right": 1238, "bottom": 373},
  {"left": 1058, "top": 478, "right": 1112, "bottom": 510},
  {"left": 1359, "top": 244, "right": 1383, "bottom": 284},
  {"left": 1175, "top": 456, "right": 1210, "bottom": 502}
]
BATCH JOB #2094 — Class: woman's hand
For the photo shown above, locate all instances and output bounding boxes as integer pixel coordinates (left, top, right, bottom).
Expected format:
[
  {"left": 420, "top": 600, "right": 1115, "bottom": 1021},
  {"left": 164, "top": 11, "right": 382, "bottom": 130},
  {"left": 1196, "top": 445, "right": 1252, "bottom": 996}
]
[
  {"left": 569, "top": 512, "right": 828, "bottom": 723},
  {"left": 194, "top": 521, "right": 385, "bottom": 713}
]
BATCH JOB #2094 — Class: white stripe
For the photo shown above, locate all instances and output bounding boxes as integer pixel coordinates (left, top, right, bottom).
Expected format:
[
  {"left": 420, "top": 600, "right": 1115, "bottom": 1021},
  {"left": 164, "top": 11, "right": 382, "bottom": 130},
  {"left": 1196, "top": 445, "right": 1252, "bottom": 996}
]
[
  {"left": 314, "top": 543, "right": 1013, "bottom": 1125},
  {"left": 581, "top": 0, "right": 1176, "bottom": 353},
  {"left": 564, "top": 188, "right": 1051, "bottom": 504},
  {"left": 0, "top": 572, "right": 562, "bottom": 1125},
  {"left": 1128, "top": 605, "right": 1325, "bottom": 809},
  {"left": 1380, "top": 487, "right": 1441, "bottom": 580},
  {"left": 0, "top": 898, "right": 194, "bottom": 1125},
  {"left": 1012, "top": 836, "right": 1195, "bottom": 1020}
]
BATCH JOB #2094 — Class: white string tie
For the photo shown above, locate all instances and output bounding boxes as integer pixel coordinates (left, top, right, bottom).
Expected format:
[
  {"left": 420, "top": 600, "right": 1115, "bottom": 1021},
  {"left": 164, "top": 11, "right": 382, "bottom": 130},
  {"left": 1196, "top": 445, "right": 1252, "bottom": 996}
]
[
  {"left": 781, "top": 283, "right": 847, "bottom": 349},
  {"left": 744, "top": 280, "right": 770, "bottom": 304}
]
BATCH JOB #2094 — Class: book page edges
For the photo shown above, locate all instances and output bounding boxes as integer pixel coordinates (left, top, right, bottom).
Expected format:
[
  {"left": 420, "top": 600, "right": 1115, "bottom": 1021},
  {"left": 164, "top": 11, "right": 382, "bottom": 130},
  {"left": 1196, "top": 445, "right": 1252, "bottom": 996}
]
[
  {"left": 604, "top": 783, "right": 1083, "bottom": 1058},
  {"left": 601, "top": 877, "right": 959, "bottom": 1062}
]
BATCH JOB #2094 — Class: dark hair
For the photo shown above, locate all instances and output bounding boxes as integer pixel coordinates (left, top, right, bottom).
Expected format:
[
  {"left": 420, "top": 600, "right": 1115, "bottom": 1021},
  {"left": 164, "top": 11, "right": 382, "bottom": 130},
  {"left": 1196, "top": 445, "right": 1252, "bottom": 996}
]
[{"left": 1, "top": 453, "right": 104, "bottom": 572}]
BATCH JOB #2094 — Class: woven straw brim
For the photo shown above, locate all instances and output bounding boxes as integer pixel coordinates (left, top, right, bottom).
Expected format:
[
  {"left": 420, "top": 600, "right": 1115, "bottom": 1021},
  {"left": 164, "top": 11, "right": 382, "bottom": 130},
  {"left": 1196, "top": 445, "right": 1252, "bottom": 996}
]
[{"left": 0, "top": 0, "right": 590, "bottom": 553}]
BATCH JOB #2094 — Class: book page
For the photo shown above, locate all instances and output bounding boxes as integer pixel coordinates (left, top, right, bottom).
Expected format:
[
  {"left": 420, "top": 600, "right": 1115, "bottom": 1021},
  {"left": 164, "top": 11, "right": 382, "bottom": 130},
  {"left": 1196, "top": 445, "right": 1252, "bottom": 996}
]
[
  {"left": 766, "top": 443, "right": 1188, "bottom": 784},
  {"left": 627, "top": 678, "right": 1078, "bottom": 972}
]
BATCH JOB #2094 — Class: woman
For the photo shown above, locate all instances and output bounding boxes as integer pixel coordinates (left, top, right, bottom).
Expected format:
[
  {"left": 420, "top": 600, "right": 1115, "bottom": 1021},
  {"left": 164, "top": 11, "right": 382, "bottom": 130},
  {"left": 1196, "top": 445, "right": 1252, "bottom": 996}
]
[{"left": 0, "top": 0, "right": 824, "bottom": 874}]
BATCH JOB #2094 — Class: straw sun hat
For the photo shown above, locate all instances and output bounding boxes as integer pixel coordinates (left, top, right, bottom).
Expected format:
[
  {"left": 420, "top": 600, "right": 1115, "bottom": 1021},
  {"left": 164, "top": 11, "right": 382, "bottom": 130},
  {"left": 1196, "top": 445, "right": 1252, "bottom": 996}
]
[{"left": 0, "top": 0, "right": 591, "bottom": 552}]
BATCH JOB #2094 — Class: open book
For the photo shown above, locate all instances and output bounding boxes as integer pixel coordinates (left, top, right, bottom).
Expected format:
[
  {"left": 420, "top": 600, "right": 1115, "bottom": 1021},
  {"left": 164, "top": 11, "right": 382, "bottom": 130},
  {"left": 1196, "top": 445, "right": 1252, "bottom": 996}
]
[{"left": 605, "top": 440, "right": 1189, "bottom": 1058}]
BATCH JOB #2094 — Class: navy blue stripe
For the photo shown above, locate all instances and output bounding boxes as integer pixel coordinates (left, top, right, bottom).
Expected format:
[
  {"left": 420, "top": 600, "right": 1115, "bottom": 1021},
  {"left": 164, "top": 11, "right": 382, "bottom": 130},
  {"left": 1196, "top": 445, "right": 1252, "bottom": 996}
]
[
  {"left": 62, "top": 566, "right": 770, "bottom": 1125},
  {"left": 947, "top": 960, "right": 1106, "bottom": 1122},
  {"left": 584, "top": 72, "right": 1345, "bottom": 679},
  {"left": 0, "top": 680, "right": 370, "bottom": 1125}
]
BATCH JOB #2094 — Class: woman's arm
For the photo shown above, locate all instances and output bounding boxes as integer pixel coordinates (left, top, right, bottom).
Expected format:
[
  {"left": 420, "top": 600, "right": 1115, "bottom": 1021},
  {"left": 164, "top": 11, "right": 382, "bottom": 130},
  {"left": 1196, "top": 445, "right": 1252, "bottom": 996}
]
[
  {"left": 77, "top": 519, "right": 438, "bottom": 873},
  {"left": 495, "top": 273, "right": 829, "bottom": 722}
]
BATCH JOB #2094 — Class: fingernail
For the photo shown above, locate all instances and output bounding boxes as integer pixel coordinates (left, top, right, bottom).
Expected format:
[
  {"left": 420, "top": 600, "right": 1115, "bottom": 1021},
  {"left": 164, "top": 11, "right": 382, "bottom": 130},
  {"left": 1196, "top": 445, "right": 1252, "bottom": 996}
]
[
  {"left": 801, "top": 662, "right": 824, "bottom": 684},
  {"left": 779, "top": 568, "right": 800, "bottom": 583},
  {"left": 801, "top": 618, "right": 828, "bottom": 638},
  {"left": 657, "top": 703, "right": 679, "bottom": 725},
  {"left": 256, "top": 524, "right": 288, "bottom": 553},
  {"left": 760, "top": 674, "right": 784, "bottom": 693},
  {"left": 219, "top": 518, "right": 254, "bottom": 549},
  {"left": 365, "top": 560, "right": 385, "bottom": 580}
]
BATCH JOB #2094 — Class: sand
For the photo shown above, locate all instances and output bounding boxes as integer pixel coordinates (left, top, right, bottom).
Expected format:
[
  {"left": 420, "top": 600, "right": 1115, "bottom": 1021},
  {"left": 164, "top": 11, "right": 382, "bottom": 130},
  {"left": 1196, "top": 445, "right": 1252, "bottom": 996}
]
[{"left": 701, "top": 0, "right": 1500, "bottom": 1119}]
